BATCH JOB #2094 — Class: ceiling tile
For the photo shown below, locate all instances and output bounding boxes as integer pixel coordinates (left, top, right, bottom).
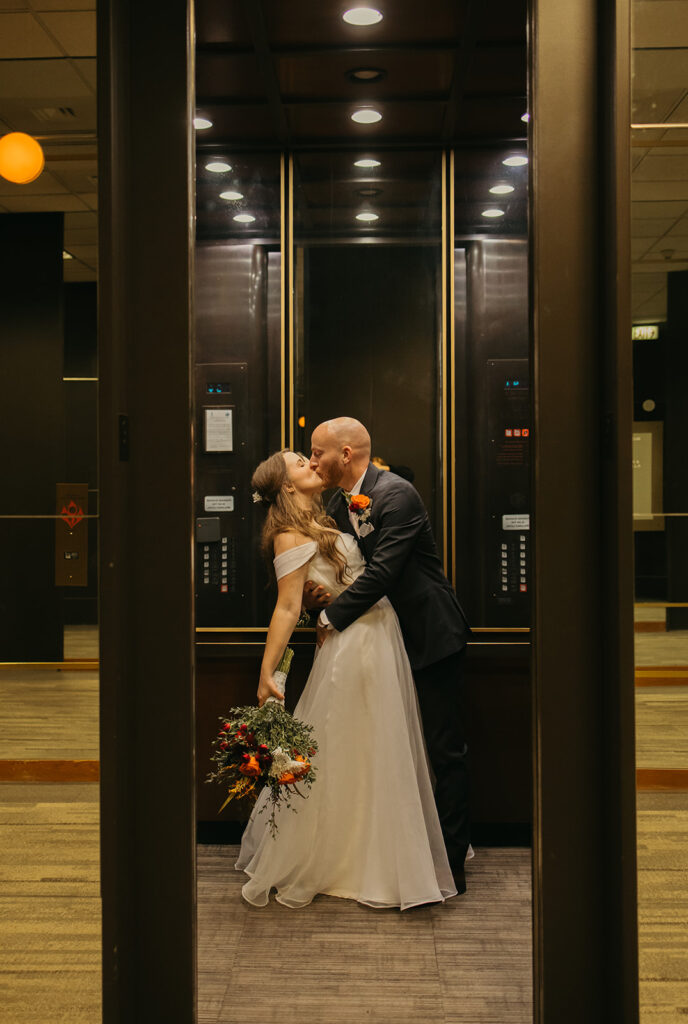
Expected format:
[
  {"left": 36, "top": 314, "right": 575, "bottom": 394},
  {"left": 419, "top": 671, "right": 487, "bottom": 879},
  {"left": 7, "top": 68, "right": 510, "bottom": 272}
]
[
  {"left": 64, "top": 226, "right": 97, "bottom": 246},
  {"left": 0, "top": 169, "right": 68, "bottom": 196},
  {"left": 631, "top": 200, "right": 688, "bottom": 218},
  {"left": 0, "top": 192, "right": 88, "bottom": 211},
  {"left": 0, "top": 0, "right": 30, "bottom": 8},
  {"left": 670, "top": 93, "right": 688, "bottom": 121},
  {"left": 0, "top": 12, "right": 62, "bottom": 57},
  {"left": 0, "top": 58, "right": 91, "bottom": 98},
  {"left": 66, "top": 242, "right": 97, "bottom": 262},
  {"left": 633, "top": 180, "right": 688, "bottom": 201},
  {"left": 50, "top": 164, "right": 98, "bottom": 193},
  {"left": 37, "top": 11, "right": 96, "bottom": 55},
  {"left": 77, "top": 191, "right": 97, "bottom": 209},
  {"left": 632, "top": 153, "right": 688, "bottom": 181},
  {"left": 633, "top": 1, "right": 688, "bottom": 49},
  {"left": 34, "top": 0, "right": 95, "bottom": 9},
  {"left": 632, "top": 238, "right": 653, "bottom": 260},
  {"left": 71, "top": 57, "right": 96, "bottom": 91},
  {"left": 631, "top": 216, "right": 679, "bottom": 236},
  {"left": 64, "top": 209, "right": 96, "bottom": 230},
  {"left": 632, "top": 50, "right": 688, "bottom": 121}
]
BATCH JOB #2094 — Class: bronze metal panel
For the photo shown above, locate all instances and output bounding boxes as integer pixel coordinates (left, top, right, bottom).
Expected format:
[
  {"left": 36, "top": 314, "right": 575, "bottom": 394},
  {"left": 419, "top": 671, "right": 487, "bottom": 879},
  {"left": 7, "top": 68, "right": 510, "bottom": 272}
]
[
  {"left": 530, "top": 0, "right": 638, "bottom": 1017},
  {"left": 97, "top": 0, "right": 196, "bottom": 1019},
  {"left": 54, "top": 483, "right": 88, "bottom": 587}
]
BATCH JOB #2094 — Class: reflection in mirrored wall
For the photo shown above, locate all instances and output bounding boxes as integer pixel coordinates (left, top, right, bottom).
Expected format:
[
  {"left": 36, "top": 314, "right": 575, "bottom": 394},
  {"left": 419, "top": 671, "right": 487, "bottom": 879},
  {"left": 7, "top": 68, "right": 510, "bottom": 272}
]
[
  {"left": 631, "top": 0, "right": 688, "bottom": 1016},
  {"left": 194, "top": 140, "right": 530, "bottom": 629}
]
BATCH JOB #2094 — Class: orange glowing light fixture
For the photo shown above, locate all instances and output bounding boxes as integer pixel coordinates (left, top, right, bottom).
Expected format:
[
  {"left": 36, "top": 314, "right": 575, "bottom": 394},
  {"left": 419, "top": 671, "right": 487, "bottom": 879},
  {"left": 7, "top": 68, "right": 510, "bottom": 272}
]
[{"left": 0, "top": 132, "right": 45, "bottom": 184}]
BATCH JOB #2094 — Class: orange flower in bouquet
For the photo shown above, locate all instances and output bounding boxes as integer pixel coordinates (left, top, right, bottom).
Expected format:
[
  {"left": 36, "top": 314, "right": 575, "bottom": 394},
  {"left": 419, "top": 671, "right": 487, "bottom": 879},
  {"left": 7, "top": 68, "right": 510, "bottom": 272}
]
[{"left": 206, "top": 647, "right": 318, "bottom": 837}]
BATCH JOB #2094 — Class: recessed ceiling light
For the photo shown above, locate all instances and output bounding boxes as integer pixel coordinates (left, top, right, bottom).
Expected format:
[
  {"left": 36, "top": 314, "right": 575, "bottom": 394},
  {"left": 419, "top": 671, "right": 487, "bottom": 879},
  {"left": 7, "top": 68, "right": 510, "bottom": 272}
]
[
  {"left": 502, "top": 155, "right": 528, "bottom": 167},
  {"left": 233, "top": 213, "right": 255, "bottom": 223},
  {"left": 489, "top": 184, "right": 515, "bottom": 195},
  {"left": 206, "top": 161, "right": 231, "bottom": 173},
  {"left": 521, "top": 112, "right": 530, "bottom": 123},
  {"left": 354, "top": 157, "right": 381, "bottom": 168},
  {"left": 357, "top": 187, "right": 381, "bottom": 197},
  {"left": 193, "top": 117, "right": 213, "bottom": 130},
  {"left": 347, "top": 67, "right": 386, "bottom": 82},
  {"left": 62, "top": 250, "right": 73, "bottom": 260},
  {"left": 482, "top": 208, "right": 505, "bottom": 218},
  {"left": 220, "top": 190, "right": 243, "bottom": 201},
  {"left": 356, "top": 211, "right": 379, "bottom": 221},
  {"left": 343, "top": 8, "right": 383, "bottom": 26},
  {"left": 351, "top": 108, "right": 382, "bottom": 124}
]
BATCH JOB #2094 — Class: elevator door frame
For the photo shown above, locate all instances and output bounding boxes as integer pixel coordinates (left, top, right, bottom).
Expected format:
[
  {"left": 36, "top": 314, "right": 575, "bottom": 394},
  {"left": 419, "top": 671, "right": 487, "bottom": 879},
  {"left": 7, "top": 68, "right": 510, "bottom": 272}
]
[{"left": 97, "top": 0, "right": 638, "bottom": 1020}]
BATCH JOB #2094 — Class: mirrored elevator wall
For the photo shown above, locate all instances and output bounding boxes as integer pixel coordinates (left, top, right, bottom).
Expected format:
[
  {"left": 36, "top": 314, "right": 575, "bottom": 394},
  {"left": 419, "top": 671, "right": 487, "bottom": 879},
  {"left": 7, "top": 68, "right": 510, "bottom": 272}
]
[{"left": 194, "top": 198, "right": 529, "bottom": 630}]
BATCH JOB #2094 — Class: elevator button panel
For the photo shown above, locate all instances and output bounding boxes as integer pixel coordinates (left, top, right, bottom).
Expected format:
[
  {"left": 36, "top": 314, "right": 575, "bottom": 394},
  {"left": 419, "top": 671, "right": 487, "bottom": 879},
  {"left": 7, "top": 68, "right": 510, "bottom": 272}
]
[{"left": 486, "top": 359, "right": 531, "bottom": 624}]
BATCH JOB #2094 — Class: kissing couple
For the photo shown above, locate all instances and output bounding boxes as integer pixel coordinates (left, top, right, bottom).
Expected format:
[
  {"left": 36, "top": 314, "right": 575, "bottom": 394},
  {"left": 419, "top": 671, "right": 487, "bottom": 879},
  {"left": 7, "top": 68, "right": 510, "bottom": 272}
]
[{"left": 235, "top": 416, "right": 473, "bottom": 910}]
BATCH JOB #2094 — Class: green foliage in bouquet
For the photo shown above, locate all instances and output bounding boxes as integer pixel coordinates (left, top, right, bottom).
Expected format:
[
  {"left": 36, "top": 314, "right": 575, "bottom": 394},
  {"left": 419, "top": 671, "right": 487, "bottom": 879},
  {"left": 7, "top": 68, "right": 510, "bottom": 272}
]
[{"left": 206, "top": 652, "right": 318, "bottom": 836}]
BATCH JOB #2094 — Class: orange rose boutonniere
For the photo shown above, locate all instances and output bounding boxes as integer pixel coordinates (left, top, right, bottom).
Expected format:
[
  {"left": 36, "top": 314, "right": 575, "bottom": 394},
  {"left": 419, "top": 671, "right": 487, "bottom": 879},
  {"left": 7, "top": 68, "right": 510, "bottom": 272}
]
[
  {"left": 349, "top": 493, "right": 371, "bottom": 512},
  {"left": 347, "top": 492, "right": 374, "bottom": 537}
]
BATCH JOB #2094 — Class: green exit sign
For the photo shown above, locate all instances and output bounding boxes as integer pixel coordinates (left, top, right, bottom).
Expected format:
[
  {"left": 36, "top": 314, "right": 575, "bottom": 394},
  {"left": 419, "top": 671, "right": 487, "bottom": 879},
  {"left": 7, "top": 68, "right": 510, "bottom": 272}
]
[{"left": 632, "top": 325, "right": 659, "bottom": 340}]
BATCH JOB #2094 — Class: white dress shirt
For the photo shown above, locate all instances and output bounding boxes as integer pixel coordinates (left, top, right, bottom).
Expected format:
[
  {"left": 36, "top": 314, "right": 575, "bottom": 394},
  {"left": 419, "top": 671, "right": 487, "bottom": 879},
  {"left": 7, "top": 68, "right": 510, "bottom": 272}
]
[{"left": 318, "top": 469, "right": 367, "bottom": 629}]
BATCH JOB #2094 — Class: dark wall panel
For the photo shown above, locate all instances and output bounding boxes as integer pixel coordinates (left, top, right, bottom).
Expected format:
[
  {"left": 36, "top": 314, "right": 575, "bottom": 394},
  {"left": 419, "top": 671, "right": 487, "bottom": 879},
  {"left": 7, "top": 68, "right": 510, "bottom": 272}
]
[
  {"left": 665, "top": 270, "right": 688, "bottom": 629},
  {"left": 304, "top": 245, "right": 439, "bottom": 520},
  {"left": 0, "top": 213, "right": 65, "bottom": 659}
]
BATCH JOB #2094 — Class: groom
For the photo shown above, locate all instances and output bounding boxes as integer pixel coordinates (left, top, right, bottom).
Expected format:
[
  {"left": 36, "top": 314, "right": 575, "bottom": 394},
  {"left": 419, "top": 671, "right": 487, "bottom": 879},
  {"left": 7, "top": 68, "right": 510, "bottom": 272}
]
[{"left": 306, "top": 416, "right": 473, "bottom": 893}]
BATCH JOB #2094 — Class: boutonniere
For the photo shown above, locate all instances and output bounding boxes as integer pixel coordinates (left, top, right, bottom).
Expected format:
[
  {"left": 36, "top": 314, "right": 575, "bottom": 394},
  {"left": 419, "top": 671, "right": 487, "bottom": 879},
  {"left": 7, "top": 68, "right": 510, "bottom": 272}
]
[{"left": 346, "top": 492, "right": 375, "bottom": 537}]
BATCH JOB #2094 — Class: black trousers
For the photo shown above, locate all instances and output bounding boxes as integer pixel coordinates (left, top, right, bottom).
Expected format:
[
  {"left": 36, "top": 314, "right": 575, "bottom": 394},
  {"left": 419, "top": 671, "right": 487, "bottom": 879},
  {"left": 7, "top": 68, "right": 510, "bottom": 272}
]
[{"left": 413, "top": 648, "right": 471, "bottom": 872}]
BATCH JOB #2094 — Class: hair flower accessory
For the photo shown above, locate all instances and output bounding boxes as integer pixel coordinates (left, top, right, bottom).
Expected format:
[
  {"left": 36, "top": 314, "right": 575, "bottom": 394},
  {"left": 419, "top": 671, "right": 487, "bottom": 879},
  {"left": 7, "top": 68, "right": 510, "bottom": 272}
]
[{"left": 252, "top": 490, "right": 263, "bottom": 504}]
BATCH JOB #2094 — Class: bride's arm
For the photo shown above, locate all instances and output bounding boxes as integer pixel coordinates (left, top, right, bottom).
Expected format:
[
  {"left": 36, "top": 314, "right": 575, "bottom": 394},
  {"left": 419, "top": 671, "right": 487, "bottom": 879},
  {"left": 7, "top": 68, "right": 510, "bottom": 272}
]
[{"left": 257, "top": 534, "right": 311, "bottom": 707}]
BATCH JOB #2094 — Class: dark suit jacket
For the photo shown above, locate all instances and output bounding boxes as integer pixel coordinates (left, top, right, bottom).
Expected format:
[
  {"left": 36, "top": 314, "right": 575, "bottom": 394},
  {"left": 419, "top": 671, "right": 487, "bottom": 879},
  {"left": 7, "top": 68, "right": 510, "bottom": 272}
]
[{"left": 324, "top": 463, "right": 471, "bottom": 672}]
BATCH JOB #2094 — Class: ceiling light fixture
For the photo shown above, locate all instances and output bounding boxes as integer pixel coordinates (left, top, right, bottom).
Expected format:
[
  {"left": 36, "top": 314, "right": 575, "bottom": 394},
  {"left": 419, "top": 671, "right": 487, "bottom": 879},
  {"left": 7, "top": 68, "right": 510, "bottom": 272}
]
[
  {"left": 357, "top": 187, "right": 381, "bottom": 197},
  {"left": 233, "top": 213, "right": 255, "bottom": 223},
  {"left": 206, "top": 161, "right": 231, "bottom": 173},
  {"left": 0, "top": 131, "right": 45, "bottom": 184},
  {"left": 62, "top": 250, "right": 74, "bottom": 260},
  {"left": 502, "top": 155, "right": 528, "bottom": 167},
  {"left": 482, "top": 208, "right": 505, "bottom": 218},
  {"left": 220, "top": 190, "right": 243, "bottom": 201},
  {"left": 489, "top": 184, "right": 514, "bottom": 195},
  {"left": 351, "top": 108, "right": 382, "bottom": 124},
  {"left": 354, "top": 157, "right": 381, "bottom": 168},
  {"left": 343, "top": 7, "right": 383, "bottom": 26},
  {"left": 347, "top": 67, "right": 386, "bottom": 82},
  {"left": 193, "top": 117, "right": 213, "bottom": 130},
  {"left": 356, "top": 211, "right": 379, "bottom": 222}
]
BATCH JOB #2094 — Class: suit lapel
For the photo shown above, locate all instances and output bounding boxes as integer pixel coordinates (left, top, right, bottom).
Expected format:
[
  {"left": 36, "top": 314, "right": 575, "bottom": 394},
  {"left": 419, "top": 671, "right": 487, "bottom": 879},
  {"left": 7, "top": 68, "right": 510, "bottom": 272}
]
[
  {"left": 355, "top": 464, "right": 381, "bottom": 561},
  {"left": 328, "top": 490, "right": 355, "bottom": 537}
]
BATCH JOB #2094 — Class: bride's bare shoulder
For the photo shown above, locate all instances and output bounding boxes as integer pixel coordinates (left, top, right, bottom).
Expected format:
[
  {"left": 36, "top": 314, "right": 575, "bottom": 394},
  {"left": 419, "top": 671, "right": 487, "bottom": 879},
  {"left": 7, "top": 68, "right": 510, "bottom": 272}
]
[{"left": 273, "top": 530, "right": 313, "bottom": 556}]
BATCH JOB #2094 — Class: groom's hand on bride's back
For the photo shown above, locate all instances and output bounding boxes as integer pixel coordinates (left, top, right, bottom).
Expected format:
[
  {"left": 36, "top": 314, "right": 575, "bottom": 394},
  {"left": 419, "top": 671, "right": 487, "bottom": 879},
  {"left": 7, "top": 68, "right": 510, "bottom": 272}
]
[{"left": 302, "top": 580, "right": 331, "bottom": 611}]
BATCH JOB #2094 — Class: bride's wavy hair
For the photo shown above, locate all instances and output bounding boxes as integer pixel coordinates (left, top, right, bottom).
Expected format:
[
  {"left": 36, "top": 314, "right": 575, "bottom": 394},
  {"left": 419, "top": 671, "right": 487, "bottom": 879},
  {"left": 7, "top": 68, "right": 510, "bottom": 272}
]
[{"left": 251, "top": 450, "right": 350, "bottom": 584}]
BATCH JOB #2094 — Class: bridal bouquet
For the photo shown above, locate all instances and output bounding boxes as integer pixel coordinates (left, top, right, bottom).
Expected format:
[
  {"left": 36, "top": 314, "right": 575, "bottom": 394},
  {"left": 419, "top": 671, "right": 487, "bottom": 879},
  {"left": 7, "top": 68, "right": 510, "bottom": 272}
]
[{"left": 206, "top": 647, "right": 318, "bottom": 837}]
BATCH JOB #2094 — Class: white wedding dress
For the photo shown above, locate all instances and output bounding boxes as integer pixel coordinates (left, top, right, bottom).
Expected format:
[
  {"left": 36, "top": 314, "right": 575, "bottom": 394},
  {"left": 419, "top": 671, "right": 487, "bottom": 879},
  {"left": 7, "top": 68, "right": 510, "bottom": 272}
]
[{"left": 235, "top": 532, "right": 458, "bottom": 910}]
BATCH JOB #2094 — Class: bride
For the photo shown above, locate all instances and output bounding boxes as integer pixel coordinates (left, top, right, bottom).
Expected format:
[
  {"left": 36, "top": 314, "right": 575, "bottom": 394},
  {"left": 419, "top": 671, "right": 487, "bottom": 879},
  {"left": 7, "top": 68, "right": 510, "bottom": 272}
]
[{"left": 235, "top": 449, "right": 457, "bottom": 910}]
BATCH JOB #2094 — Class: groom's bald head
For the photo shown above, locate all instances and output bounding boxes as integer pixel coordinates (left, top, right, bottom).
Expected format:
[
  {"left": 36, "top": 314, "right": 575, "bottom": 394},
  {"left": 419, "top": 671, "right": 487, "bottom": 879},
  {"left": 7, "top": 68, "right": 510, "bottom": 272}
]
[{"left": 310, "top": 416, "right": 371, "bottom": 490}]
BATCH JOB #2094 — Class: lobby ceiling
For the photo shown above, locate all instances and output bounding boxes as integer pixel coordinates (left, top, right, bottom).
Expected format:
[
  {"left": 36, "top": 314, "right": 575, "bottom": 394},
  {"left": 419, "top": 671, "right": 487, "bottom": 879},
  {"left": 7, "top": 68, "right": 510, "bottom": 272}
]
[
  {"left": 0, "top": 0, "right": 685, "bottom": 316},
  {"left": 0, "top": 0, "right": 97, "bottom": 282}
]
